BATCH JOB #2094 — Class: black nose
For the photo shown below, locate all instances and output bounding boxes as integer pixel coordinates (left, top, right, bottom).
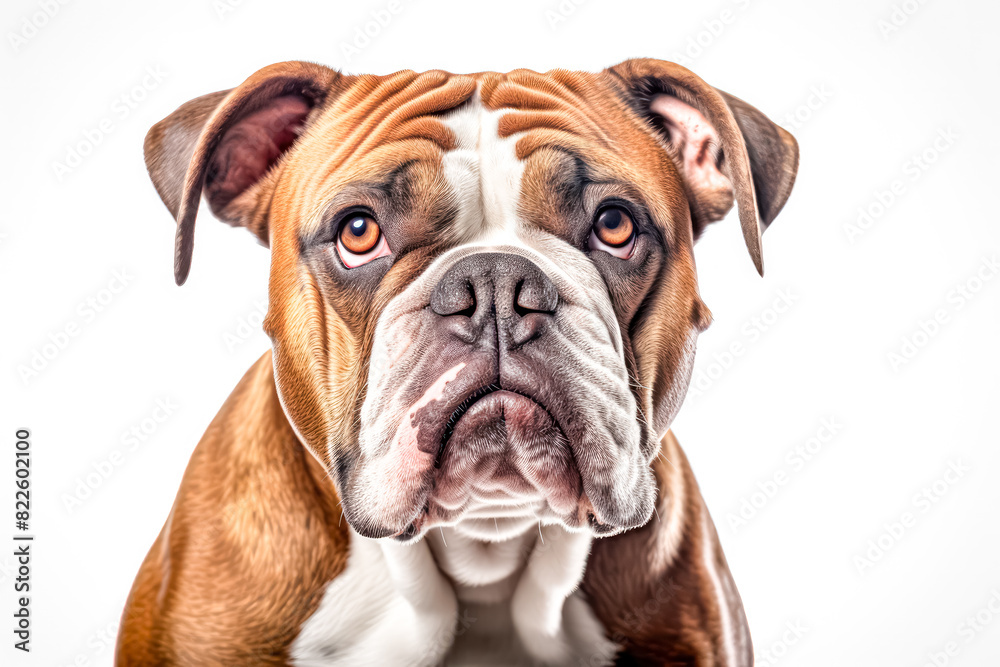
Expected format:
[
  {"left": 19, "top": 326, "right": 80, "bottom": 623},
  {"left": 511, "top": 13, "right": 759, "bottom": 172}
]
[{"left": 430, "top": 252, "right": 558, "bottom": 347}]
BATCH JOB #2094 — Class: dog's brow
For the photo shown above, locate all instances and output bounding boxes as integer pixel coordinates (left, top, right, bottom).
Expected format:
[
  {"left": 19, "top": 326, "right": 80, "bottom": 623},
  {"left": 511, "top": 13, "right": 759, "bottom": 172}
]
[
  {"left": 296, "top": 161, "right": 425, "bottom": 249},
  {"left": 521, "top": 140, "right": 588, "bottom": 166},
  {"left": 542, "top": 146, "right": 589, "bottom": 193},
  {"left": 382, "top": 159, "right": 423, "bottom": 195},
  {"left": 527, "top": 146, "right": 648, "bottom": 212}
]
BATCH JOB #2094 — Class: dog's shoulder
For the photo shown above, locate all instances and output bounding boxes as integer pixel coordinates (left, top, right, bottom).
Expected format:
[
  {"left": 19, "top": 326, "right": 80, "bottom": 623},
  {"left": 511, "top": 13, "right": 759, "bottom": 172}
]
[
  {"left": 116, "top": 353, "right": 350, "bottom": 665},
  {"left": 583, "top": 432, "right": 754, "bottom": 667}
]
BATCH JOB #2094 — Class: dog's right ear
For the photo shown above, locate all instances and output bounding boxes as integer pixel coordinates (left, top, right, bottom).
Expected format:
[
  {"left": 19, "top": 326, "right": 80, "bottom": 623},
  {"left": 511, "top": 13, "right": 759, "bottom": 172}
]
[
  {"left": 144, "top": 61, "right": 344, "bottom": 285},
  {"left": 609, "top": 58, "right": 798, "bottom": 276}
]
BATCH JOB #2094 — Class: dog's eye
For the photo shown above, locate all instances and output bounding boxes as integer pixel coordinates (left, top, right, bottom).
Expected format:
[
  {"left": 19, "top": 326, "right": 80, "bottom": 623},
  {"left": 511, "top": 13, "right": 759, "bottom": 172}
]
[
  {"left": 340, "top": 215, "right": 380, "bottom": 253},
  {"left": 588, "top": 206, "right": 636, "bottom": 258},
  {"left": 337, "top": 214, "right": 390, "bottom": 267}
]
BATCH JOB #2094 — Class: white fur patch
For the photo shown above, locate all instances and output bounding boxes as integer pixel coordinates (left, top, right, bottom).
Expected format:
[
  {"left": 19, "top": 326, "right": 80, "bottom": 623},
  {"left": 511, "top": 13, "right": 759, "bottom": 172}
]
[
  {"left": 509, "top": 525, "right": 608, "bottom": 664},
  {"left": 700, "top": 504, "right": 738, "bottom": 667},
  {"left": 440, "top": 92, "right": 525, "bottom": 245},
  {"left": 433, "top": 519, "right": 617, "bottom": 666},
  {"left": 290, "top": 531, "right": 458, "bottom": 666},
  {"left": 651, "top": 438, "right": 688, "bottom": 574},
  {"left": 293, "top": 523, "right": 616, "bottom": 666}
]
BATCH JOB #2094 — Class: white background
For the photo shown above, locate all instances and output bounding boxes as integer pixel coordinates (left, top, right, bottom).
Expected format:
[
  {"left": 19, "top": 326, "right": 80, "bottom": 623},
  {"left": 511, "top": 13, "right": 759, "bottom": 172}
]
[{"left": 2, "top": 0, "right": 998, "bottom": 665}]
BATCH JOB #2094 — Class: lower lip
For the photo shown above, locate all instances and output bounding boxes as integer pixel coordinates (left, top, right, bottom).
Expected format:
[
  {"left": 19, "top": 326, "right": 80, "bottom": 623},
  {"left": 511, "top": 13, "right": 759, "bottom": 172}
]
[
  {"left": 428, "top": 389, "right": 583, "bottom": 523},
  {"left": 437, "top": 390, "right": 551, "bottom": 462}
]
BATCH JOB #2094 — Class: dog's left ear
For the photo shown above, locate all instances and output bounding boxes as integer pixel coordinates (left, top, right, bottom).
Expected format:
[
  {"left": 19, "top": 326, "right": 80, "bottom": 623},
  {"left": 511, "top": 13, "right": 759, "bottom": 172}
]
[
  {"left": 144, "top": 61, "right": 345, "bottom": 285},
  {"left": 609, "top": 58, "right": 799, "bottom": 275}
]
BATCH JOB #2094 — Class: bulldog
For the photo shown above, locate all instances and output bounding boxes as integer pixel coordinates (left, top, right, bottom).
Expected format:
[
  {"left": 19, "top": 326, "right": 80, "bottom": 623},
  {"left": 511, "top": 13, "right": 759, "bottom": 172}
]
[{"left": 117, "top": 58, "right": 798, "bottom": 666}]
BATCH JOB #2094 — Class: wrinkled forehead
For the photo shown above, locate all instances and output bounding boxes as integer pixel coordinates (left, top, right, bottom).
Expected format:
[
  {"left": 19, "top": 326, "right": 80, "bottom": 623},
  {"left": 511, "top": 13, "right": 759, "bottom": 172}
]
[{"left": 287, "top": 68, "right": 680, "bottom": 244}]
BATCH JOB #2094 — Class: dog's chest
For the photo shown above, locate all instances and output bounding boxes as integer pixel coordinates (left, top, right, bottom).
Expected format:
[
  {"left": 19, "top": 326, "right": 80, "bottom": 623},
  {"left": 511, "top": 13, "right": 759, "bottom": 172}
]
[{"left": 289, "top": 523, "right": 617, "bottom": 666}]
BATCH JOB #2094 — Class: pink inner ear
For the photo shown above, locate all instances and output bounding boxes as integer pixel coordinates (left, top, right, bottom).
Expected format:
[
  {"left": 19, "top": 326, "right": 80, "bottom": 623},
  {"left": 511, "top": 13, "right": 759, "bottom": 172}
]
[
  {"left": 206, "top": 95, "right": 311, "bottom": 208},
  {"left": 649, "top": 95, "right": 731, "bottom": 198}
]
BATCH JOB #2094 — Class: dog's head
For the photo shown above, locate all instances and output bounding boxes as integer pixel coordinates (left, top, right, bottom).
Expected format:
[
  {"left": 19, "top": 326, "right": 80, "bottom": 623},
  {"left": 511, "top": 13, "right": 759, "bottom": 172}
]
[{"left": 145, "top": 59, "right": 797, "bottom": 541}]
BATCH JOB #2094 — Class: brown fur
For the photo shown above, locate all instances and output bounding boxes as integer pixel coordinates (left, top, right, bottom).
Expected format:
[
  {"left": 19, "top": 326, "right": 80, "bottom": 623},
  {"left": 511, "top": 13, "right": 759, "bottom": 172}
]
[
  {"left": 585, "top": 433, "right": 752, "bottom": 665},
  {"left": 117, "top": 354, "right": 349, "bottom": 665}
]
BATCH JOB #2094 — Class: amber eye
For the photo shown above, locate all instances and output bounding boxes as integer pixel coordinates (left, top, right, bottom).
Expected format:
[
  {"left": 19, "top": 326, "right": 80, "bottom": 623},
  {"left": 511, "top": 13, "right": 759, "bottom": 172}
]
[
  {"left": 588, "top": 206, "right": 637, "bottom": 259},
  {"left": 593, "top": 206, "right": 635, "bottom": 247},
  {"left": 339, "top": 214, "right": 381, "bottom": 254},
  {"left": 335, "top": 213, "right": 391, "bottom": 268}
]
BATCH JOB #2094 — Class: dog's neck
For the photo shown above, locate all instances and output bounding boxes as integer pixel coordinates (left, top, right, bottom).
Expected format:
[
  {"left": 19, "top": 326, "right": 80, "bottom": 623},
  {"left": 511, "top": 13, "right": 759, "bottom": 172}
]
[
  {"left": 291, "top": 512, "right": 617, "bottom": 666},
  {"left": 427, "top": 523, "right": 539, "bottom": 600},
  {"left": 419, "top": 516, "right": 614, "bottom": 665},
  {"left": 425, "top": 512, "right": 582, "bottom": 605}
]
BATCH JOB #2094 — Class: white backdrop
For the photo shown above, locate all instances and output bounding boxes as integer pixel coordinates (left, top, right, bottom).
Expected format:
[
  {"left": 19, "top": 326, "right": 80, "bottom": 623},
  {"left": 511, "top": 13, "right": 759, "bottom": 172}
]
[{"left": 2, "top": 0, "right": 998, "bottom": 665}]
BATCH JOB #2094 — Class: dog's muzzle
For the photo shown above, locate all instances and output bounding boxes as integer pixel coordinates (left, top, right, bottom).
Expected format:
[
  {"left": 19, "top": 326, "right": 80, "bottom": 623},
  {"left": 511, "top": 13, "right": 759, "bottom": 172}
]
[{"left": 345, "top": 249, "right": 657, "bottom": 541}]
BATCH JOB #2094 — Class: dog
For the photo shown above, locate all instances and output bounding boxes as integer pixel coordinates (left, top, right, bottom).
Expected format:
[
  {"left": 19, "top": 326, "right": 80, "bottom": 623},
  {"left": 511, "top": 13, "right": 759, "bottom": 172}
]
[{"left": 116, "top": 58, "right": 798, "bottom": 666}]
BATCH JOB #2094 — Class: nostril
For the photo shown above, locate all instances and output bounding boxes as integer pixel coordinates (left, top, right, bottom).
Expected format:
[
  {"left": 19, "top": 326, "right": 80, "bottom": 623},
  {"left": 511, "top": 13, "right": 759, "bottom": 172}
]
[
  {"left": 453, "top": 280, "right": 477, "bottom": 318},
  {"left": 513, "top": 277, "right": 558, "bottom": 316},
  {"left": 454, "top": 303, "right": 476, "bottom": 319},
  {"left": 431, "top": 277, "right": 477, "bottom": 318}
]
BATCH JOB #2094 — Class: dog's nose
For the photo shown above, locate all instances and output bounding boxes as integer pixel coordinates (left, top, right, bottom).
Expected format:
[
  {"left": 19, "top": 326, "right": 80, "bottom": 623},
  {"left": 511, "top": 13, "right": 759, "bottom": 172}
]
[{"left": 430, "top": 252, "right": 558, "bottom": 347}]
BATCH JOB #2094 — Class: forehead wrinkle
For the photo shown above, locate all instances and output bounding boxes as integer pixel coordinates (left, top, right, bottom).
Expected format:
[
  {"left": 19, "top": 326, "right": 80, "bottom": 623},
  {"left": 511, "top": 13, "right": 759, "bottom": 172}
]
[
  {"left": 301, "top": 71, "right": 475, "bottom": 185},
  {"left": 278, "top": 75, "right": 476, "bottom": 248},
  {"left": 513, "top": 126, "right": 608, "bottom": 163},
  {"left": 483, "top": 70, "right": 619, "bottom": 148},
  {"left": 499, "top": 109, "right": 614, "bottom": 151},
  {"left": 483, "top": 68, "right": 605, "bottom": 116}
]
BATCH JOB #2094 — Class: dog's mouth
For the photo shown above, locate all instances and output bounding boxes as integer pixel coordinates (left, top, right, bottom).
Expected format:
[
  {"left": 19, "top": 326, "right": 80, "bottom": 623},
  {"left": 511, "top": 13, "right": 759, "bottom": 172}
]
[
  {"left": 436, "top": 382, "right": 501, "bottom": 467},
  {"left": 390, "top": 382, "right": 587, "bottom": 540},
  {"left": 435, "top": 382, "right": 557, "bottom": 468}
]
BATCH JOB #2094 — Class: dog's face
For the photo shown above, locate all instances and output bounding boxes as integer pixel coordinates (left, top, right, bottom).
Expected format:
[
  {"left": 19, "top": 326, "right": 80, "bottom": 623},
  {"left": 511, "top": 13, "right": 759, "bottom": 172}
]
[{"left": 145, "top": 59, "right": 797, "bottom": 541}]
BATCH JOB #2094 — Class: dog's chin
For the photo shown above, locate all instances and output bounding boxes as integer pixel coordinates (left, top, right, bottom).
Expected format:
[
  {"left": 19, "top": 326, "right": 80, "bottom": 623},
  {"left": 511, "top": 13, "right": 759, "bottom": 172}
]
[{"left": 342, "top": 389, "right": 656, "bottom": 543}]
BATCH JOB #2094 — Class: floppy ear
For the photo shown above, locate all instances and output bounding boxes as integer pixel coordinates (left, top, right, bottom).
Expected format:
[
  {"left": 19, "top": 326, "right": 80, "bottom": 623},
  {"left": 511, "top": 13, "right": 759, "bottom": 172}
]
[
  {"left": 143, "top": 61, "right": 343, "bottom": 285},
  {"left": 609, "top": 58, "right": 799, "bottom": 275}
]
